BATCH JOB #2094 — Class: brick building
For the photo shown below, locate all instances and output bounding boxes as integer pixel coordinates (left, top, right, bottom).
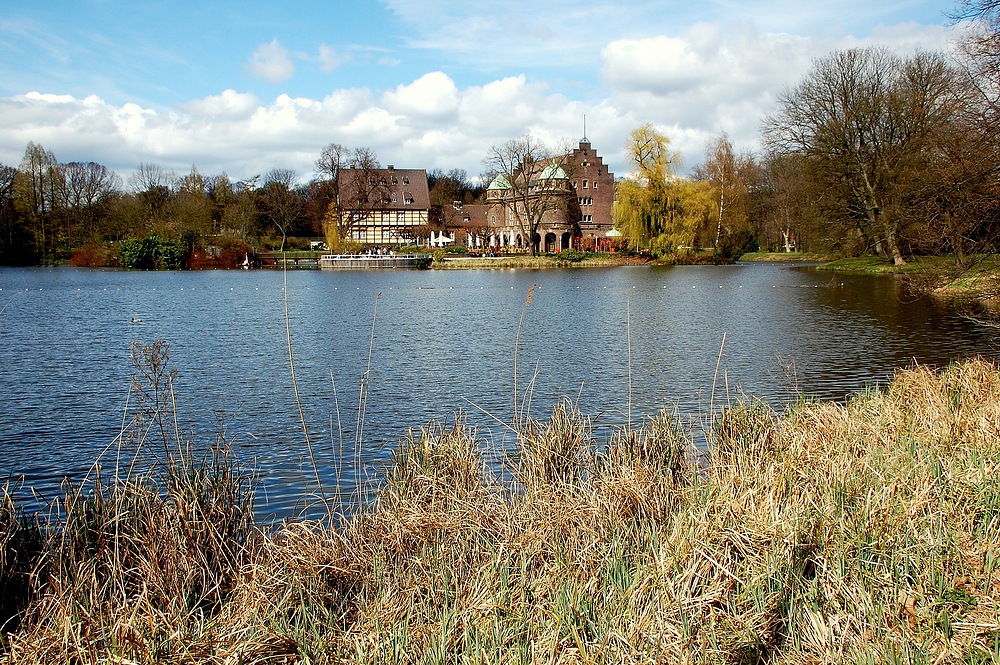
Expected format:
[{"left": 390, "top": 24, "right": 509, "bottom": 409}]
[
  {"left": 447, "top": 136, "right": 616, "bottom": 253},
  {"left": 568, "top": 136, "right": 616, "bottom": 249}
]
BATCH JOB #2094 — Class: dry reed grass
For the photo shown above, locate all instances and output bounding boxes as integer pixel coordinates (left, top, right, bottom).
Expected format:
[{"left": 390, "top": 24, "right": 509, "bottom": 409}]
[{"left": 2, "top": 356, "right": 1000, "bottom": 663}]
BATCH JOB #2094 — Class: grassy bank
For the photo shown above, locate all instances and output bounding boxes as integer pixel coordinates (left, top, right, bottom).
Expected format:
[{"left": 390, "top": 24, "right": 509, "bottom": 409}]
[
  {"left": 817, "top": 255, "right": 1000, "bottom": 302},
  {"left": 3, "top": 359, "right": 1000, "bottom": 662},
  {"left": 814, "top": 255, "right": 966, "bottom": 275},
  {"left": 739, "top": 251, "right": 838, "bottom": 263}
]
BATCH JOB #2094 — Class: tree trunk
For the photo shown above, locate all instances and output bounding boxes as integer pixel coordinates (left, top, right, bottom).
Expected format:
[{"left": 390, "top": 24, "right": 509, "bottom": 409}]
[{"left": 886, "top": 226, "right": 906, "bottom": 265}]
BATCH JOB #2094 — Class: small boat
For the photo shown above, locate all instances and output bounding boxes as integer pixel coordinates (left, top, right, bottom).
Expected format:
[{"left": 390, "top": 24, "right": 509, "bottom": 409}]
[{"left": 319, "top": 253, "right": 431, "bottom": 270}]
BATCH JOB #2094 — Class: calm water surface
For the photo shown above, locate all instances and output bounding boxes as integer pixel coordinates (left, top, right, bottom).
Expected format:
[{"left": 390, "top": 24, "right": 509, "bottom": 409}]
[{"left": 0, "top": 263, "right": 995, "bottom": 518}]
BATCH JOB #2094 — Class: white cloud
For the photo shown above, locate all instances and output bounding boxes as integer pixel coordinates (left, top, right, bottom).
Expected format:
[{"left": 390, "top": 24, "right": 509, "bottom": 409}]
[
  {"left": 247, "top": 39, "right": 295, "bottom": 83},
  {"left": 315, "top": 44, "right": 346, "bottom": 72},
  {"left": 181, "top": 90, "right": 259, "bottom": 118},
  {"left": 24, "top": 91, "right": 76, "bottom": 104},
  {"left": 382, "top": 72, "right": 459, "bottom": 118}
]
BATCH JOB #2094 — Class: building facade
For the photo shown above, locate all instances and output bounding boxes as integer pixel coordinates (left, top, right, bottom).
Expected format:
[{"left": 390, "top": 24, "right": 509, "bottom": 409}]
[
  {"left": 451, "top": 137, "right": 616, "bottom": 253},
  {"left": 337, "top": 166, "right": 430, "bottom": 246},
  {"left": 568, "top": 137, "right": 616, "bottom": 249}
]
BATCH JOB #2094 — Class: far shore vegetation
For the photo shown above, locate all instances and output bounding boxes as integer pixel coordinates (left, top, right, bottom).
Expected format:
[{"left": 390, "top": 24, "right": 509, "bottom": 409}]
[{"left": 2, "top": 341, "right": 999, "bottom": 663}]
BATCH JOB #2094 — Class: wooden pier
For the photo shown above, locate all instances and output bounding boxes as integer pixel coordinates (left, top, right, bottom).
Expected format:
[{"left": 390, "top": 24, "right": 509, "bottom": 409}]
[{"left": 319, "top": 254, "right": 431, "bottom": 270}]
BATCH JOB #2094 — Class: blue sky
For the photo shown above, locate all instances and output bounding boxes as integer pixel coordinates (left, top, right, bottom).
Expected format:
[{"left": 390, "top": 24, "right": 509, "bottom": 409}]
[{"left": 0, "top": 0, "right": 969, "bottom": 184}]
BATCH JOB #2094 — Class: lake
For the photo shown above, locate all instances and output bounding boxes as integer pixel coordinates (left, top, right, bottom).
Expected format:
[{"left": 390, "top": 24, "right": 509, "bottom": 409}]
[{"left": 0, "top": 263, "right": 995, "bottom": 519}]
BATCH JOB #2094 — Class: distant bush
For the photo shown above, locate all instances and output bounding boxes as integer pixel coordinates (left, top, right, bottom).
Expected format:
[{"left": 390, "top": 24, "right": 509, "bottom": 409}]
[
  {"left": 118, "top": 234, "right": 187, "bottom": 270},
  {"left": 398, "top": 245, "right": 433, "bottom": 254},
  {"left": 69, "top": 242, "right": 116, "bottom": 267}
]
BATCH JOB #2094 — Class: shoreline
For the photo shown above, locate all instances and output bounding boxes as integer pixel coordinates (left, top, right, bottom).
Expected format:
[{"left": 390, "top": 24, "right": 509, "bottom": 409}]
[
  {"left": 813, "top": 255, "right": 1000, "bottom": 301},
  {"left": 432, "top": 253, "right": 652, "bottom": 269}
]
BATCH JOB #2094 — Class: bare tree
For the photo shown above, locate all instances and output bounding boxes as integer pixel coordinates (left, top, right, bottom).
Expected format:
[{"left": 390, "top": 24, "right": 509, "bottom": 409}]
[
  {"left": 259, "top": 168, "right": 302, "bottom": 252},
  {"left": 129, "top": 162, "right": 173, "bottom": 194},
  {"left": 953, "top": 0, "right": 1000, "bottom": 119},
  {"left": 764, "top": 48, "right": 964, "bottom": 264},
  {"left": 61, "top": 161, "right": 121, "bottom": 242},
  {"left": 316, "top": 142, "right": 350, "bottom": 182},
  {"left": 333, "top": 147, "right": 385, "bottom": 248},
  {"left": 13, "top": 142, "right": 62, "bottom": 257},
  {"left": 0, "top": 163, "right": 22, "bottom": 260},
  {"left": 315, "top": 143, "right": 384, "bottom": 248},
  {"left": 482, "top": 135, "right": 574, "bottom": 255},
  {"left": 129, "top": 163, "right": 175, "bottom": 222}
]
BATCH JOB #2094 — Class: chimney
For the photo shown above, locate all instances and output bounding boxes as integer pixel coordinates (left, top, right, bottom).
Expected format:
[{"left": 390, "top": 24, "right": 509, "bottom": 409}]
[{"left": 387, "top": 165, "right": 394, "bottom": 171}]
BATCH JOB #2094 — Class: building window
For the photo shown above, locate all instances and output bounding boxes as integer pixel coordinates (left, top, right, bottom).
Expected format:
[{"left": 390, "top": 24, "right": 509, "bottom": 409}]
[
  {"left": 397, "top": 212, "right": 405, "bottom": 222},
  {"left": 402, "top": 176, "right": 410, "bottom": 185},
  {"left": 593, "top": 180, "right": 598, "bottom": 189},
  {"left": 583, "top": 180, "right": 588, "bottom": 189}
]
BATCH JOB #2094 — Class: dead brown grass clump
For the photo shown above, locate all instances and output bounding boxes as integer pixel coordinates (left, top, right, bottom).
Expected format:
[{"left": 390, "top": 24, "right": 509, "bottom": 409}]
[{"left": 3, "top": 357, "right": 1000, "bottom": 663}]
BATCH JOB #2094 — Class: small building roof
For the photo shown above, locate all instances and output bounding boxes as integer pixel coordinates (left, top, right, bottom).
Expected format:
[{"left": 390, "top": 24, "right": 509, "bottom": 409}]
[
  {"left": 538, "top": 162, "right": 568, "bottom": 180},
  {"left": 488, "top": 174, "right": 512, "bottom": 190}
]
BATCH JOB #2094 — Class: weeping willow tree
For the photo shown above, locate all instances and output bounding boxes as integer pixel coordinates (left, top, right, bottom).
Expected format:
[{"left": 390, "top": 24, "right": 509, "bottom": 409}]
[{"left": 613, "top": 124, "right": 684, "bottom": 253}]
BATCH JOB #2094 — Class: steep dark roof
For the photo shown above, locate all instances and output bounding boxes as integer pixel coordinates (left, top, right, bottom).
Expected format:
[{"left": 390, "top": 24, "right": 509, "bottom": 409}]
[
  {"left": 455, "top": 203, "right": 490, "bottom": 228},
  {"left": 338, "top": 167, "right": 430, "bottom": 210}
]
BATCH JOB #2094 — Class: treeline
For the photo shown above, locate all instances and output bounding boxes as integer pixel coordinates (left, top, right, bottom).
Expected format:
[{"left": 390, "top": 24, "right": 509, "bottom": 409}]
[
  {"left": 614, "top": 2, "right": 1000, "bottom": 264},
  {"left": 0, "top": 141, "right": 481, "bottom": 267}
]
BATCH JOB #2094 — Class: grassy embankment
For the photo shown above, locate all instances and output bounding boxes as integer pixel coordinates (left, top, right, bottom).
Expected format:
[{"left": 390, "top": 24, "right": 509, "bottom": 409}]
[
  {"left": 2, "top": 345, "right": 999, "bottom": 662},
  {"left": 738, "top": 251, "right": 839, "bottom": 263},
  {"left": 815, "top": 255, "right": 1000, "bottom": 300}
]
